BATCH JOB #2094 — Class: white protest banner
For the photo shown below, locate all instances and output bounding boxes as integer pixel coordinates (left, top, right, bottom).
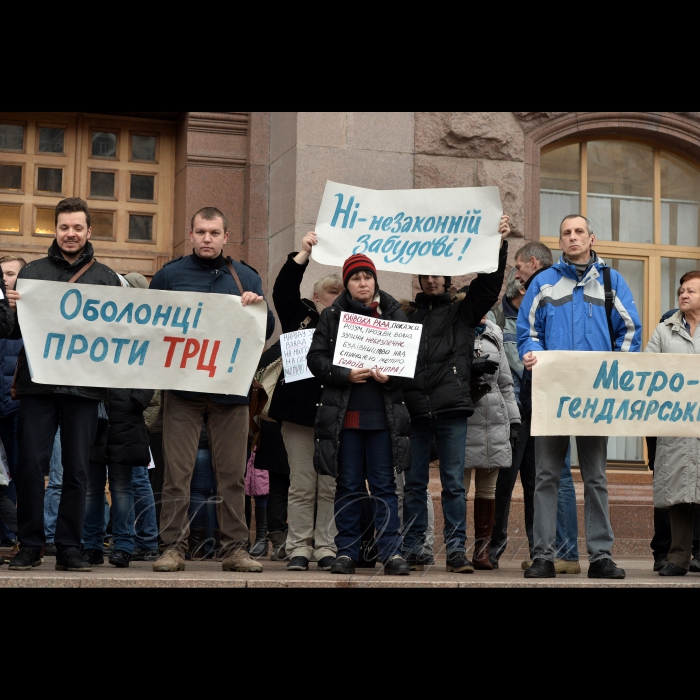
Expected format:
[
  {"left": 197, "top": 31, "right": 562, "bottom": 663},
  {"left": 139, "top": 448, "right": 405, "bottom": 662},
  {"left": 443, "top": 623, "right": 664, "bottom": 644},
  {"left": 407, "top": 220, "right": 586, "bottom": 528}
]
[
  {"left": 280, "top": 328, "right": 315, "bottom": 383},
  {"left": 532, "top": 351, "right": 700, "bottom": 437},
  {"left": 16, "top": 279, "right": 267, "bottom": 395},
  {"left": 313, "top": 181, "right": 503, "bottom": 277},
  {"left": 332, "top": 312, "right": 422, "bottom": 378}
]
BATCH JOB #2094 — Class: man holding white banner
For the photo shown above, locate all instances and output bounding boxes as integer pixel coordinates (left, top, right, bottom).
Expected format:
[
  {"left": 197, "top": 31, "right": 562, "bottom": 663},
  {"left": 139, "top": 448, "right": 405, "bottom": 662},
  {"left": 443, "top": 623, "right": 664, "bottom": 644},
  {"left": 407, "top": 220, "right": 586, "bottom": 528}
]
[
  {"left": 518, "top": 214, "right": 642, "bottom": 579},
  {"left": 149, "top": 206, "right": 275, "bottom": 575},
  {"left": 8, "top": 198, "right": 122, "bottom": 574}
]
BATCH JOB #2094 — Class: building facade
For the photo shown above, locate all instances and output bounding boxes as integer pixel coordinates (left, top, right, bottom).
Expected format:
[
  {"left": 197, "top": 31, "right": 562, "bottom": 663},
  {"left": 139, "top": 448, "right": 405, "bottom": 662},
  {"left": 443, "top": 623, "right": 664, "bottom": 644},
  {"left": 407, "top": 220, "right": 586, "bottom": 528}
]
[{"left": 3, "top": 110, "right": 700, "bottom": 469}]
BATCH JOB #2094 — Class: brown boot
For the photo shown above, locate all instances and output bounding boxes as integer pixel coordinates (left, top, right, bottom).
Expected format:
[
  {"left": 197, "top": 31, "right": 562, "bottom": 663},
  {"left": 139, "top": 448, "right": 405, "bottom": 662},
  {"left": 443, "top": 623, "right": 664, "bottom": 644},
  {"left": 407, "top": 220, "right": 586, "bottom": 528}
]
[
  {"left": 473, "top": 498, "right": 495, "bottom": 570},
  {"left": 222, "top": 548, "right": 263, "bottom": 573},
  {"left": 153, "top": 549, "right": 186, "bottom": 572}
]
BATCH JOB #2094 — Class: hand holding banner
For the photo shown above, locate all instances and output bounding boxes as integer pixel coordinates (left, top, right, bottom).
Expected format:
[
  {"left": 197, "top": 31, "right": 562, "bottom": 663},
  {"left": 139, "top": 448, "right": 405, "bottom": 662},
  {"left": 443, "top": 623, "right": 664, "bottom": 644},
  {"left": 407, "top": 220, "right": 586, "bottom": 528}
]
[
  {"left": 332, "top": 312, "right": 422, "bottom": 378},
  {"left": 313, "top": 181, "right": 503, "bottom": 276},
  {"left": 16, "top": 279, "right": 267, "bottom": 394}
]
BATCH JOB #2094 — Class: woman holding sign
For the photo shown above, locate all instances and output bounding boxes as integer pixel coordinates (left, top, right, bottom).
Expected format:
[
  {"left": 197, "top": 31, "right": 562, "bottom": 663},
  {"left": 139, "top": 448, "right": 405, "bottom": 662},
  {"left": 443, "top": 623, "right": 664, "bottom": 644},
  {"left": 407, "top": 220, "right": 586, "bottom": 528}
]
[
  {"left": 307, "top": 254, "right": 412, "bottom": 576},
  {"left": 646, "top": 270, "right": 700, "bottom": 577},
  {"left": 270, "top": 232, "right": 344, "bottom": 572}
]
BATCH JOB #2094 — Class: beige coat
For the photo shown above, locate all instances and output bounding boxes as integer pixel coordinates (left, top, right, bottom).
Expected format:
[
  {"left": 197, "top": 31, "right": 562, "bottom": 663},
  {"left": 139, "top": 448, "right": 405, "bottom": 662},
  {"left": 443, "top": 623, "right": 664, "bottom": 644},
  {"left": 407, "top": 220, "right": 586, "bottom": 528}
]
[{"left": 645, "top": 311, "right": 700, "bottom": 507}]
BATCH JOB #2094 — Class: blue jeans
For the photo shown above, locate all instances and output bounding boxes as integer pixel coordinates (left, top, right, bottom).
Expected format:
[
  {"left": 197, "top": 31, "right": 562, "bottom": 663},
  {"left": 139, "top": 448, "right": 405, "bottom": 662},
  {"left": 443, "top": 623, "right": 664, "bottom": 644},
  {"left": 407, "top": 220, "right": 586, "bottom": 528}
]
[
  {"left": 555, "top": 448, "right": 580, "bottom": 561},
  {"left": 84, "top": 464, "right": 135, "bottom": 555},
  {"left": 43, "top": 429, "right": 63, "bottom": 543},
  {"left": 404, "top": 417, "right": 468, "bottom": 555},
  {"left": 335, "top": 430, "right": 401, "bottom": 563},
  {"left": 188, "top": 449, "right": 219, "bottom": 539},
  {"left": 132, "top": 467, "right": 159, "bottom": 551}
]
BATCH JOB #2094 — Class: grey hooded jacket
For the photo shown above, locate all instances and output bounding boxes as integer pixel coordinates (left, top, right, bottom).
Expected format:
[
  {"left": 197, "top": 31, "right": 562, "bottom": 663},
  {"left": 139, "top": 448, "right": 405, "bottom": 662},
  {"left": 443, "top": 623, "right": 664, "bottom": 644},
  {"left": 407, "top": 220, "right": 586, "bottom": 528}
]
[{"left": 464, "top": 321, "right": 520, "bottom": 470}]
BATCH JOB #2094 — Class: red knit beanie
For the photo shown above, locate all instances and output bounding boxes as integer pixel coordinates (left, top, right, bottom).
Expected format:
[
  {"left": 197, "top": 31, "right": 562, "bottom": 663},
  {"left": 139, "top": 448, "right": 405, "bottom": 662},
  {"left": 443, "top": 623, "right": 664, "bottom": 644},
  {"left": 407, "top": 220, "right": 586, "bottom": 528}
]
[{"left": 343, "top": 254, "right": 377, "bottom": 288}]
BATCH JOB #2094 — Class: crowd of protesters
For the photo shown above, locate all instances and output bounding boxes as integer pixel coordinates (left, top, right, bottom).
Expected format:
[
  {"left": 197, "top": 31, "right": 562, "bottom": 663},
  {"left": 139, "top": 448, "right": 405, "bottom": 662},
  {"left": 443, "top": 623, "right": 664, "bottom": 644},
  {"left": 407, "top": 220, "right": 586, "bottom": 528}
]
[{"left": 1, "top": 197, "right": 699, "bottom": 579}]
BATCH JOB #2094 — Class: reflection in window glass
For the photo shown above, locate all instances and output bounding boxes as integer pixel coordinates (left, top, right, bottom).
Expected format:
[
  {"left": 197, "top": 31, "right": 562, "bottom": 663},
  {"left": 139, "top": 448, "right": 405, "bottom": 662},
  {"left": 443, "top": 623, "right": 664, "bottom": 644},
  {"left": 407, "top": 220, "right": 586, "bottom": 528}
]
[
  {"left": 35, "top": 208, "right": 55, "bottom": 235},
  {"left": 37, "top": 167, "right": 62, "bottom": 193},
  {"left": 540, "top": 143, "right": 580, "bottom": 238},
  {"left": 132, "top": 135, "right": 156, "bottom": 161},
  {"left": 92, "top": 132, "right": 117, "bottom": 158},
  {"left": 90, "top": 171, "right": 116, "bottom": 199},
  {"left": 0, "top": 164, "right": 22, "bottom": 191},
  {"left": 0, "top": 124, "right": 24, "bottom": 151},
  {"left": 91, "top": 212, "right": 114, "bottom": 239},
  {"left": 129, "top": 214, "right": 153, "bottom": 241},
  {"left": 39, "top": 127, "right": 65, "bottom": 154},
  {"left": 587, "top": 141, "right": 654, "bottom": 244},
  {"left": 661, "top": 153, "right": 700, "bottom": 247},
  {"left": 661, "top": 257, "right": 700, "bottom": 316},
  {"left": 130, "top": 174, "right": 155, "bottom": 201},
  {"left": 0, "top": 205, "right": 21, "bottom": 233}
]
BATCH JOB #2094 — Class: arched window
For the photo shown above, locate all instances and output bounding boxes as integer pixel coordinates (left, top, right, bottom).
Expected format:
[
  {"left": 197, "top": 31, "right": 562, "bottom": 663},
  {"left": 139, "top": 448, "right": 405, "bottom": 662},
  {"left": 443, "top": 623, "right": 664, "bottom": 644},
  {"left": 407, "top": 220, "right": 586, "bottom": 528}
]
[{"left": 540, "top": 138, "right": 700, "bottom": 467}]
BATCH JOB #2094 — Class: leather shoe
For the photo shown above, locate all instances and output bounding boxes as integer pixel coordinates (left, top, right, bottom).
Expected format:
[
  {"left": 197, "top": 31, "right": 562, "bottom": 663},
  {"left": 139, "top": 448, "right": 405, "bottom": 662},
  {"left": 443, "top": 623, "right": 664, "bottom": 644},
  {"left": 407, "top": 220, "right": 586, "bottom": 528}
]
[
  {"left": 446, "top": 552, "right": 474, "bottom": 574},
  {"left": 384, "top": 555, "right": 410, "bottom": 576},
  {"left": 8, "top": 548, "right": 42, "bottom": 571},
  {"left": 56, "top": 549, "right": 92, "bottom": 572},
  {"left": 287, "top": 556, "right": 309, "bottom": 571},
  {"left": 653, "top": 559, "right": 668, "bottom": 572},
  {"left": 330, "top": 556, "right": 356, "bottom": 575},
  {"left": 83, "top": 549, "right": 105, "bottom": 566},
  {"left": 689, "top": 557, "right": 700, "bottom": 573},
  {"left": 317, "top": 556, "right": 336, "bottom": 571},
  {"left": 405, "top": 551, "right": 435, "bottom": 571},
  {"left": 109, "top": 550, "right": 131, "bottom": 568},
  {"left": 588, "top": 558, "right": 626, "bottom": 579},
  {"left": 524, "top": 558, "right": 556, "bottom": 578},
  {"left": 43, "top": 542, "right": 58, "bottom": 557},
  {"left": 659, "top": 562, "right": 688, "bottom": 576}
]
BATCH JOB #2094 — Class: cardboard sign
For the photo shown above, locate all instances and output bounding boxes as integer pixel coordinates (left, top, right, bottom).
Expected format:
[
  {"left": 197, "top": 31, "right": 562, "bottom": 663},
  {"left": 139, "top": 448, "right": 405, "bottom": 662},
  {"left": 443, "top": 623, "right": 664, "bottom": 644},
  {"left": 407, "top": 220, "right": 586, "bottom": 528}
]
[
  {"left": 313, "top": 181, "right": 503, "bottom": 276},
  {"left": 280, "top": 328, "right": 315, "bottom": 383},
  {"left": 532, "top": 351, "right": 700, "bottom": 437},
  {"left": 16, "top": 279, "right": 268, "bottom": 395},
  {"left": 332, "top": 312, "right": 422, "bottom": 378}
]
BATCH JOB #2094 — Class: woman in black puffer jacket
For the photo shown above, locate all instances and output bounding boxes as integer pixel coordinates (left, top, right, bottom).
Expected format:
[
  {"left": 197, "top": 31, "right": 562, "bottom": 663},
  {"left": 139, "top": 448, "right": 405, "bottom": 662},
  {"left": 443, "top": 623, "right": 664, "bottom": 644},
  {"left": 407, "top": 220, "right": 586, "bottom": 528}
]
[
  {"left": 83, "top": 388, "right": 155, "bottom": 568},
  {"left": 269, "top": 232, "right": 344, "bottom": 572},
  {"left": 307, "top": 254, "right": 411, "bottom": 577}
]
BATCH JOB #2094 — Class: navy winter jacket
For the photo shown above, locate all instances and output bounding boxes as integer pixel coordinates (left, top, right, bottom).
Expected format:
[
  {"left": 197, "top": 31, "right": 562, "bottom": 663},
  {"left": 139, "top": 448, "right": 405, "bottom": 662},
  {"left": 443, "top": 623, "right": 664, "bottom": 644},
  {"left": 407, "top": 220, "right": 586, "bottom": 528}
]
[
  {"left": 0, "top": 338, "right": 23, "bottom": 417},
  {"left": 150, "top": 254, "right": 275, "bottom": 405}
]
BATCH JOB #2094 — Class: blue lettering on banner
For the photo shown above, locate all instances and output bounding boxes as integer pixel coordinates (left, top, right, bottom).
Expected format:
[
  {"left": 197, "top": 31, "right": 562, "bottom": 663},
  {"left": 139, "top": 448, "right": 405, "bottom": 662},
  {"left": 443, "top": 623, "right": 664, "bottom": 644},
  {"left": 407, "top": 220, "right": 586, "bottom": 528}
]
[
  {"left": 60, "top": 289, "right": 82, "bottom": 320},
  {"left": 67, "top": 335, "right": 88, "bottom": 360},
  {"left": 44, "top": 333, "right": 66, "bottom": 360}
]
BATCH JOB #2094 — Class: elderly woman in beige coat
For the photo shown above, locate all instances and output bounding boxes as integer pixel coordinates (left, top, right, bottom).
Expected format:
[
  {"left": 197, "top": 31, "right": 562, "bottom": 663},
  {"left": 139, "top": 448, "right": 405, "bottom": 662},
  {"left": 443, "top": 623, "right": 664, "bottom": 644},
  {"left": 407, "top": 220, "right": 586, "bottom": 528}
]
[
  {"left": 646, "top": 270, "right": 700, "bottom": 576},
  {"left": 465, "top": 317, "right": 520, "bottom": 569}
]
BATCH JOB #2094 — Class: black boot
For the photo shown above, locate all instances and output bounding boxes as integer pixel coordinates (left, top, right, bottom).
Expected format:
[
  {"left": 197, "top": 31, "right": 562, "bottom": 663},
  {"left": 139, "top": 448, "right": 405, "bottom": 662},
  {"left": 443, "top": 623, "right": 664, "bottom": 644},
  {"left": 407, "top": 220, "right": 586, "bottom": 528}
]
[
  {"left": 249, "top": 503, "right": 269, "bottom": 558},
  {"left": 188, "top": 527, "right": 209, "bottom": 561}
]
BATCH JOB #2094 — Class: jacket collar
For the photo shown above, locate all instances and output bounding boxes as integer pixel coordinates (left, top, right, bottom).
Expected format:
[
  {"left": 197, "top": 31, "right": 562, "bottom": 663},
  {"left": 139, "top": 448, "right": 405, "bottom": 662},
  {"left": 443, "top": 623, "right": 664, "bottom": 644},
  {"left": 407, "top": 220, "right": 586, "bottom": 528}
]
[
  {"left": 501, "top": 294, "right": 519, "bottom": 318},
  {"left": 48, "top": 240, "right": 95, "bottom": 270},
  {"left": 553, "top": 251, "right": 605, "bottom": 285},
  {"left": 413, "top": 292, "right": 452, "bottom": 308},
  {"left": 333, "top": 289, "right": 399, "bottom": 317}
]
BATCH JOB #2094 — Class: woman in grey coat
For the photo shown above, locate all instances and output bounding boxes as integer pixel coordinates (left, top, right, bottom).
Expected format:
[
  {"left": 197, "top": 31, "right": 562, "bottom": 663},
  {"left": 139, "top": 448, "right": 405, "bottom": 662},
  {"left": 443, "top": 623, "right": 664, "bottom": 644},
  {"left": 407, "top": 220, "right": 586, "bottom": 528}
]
[
  {"left": 645, "top": 270, "right": 700, "bottom": 576},
  {"left": 465, "top": 318, "right": 520, "bottom": 569}
]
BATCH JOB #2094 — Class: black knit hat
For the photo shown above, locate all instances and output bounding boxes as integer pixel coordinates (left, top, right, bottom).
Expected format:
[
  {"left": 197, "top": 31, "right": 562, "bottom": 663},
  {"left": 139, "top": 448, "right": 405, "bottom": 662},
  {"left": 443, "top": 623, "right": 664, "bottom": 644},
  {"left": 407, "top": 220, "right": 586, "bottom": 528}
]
[{"left": 419, "top": 275, "right": 452, "bottom": 290}]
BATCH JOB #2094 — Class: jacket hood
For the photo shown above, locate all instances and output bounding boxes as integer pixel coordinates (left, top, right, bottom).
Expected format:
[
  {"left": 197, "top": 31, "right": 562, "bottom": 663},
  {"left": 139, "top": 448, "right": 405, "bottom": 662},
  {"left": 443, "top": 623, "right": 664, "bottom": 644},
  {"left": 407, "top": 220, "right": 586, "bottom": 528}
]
[
  {"left": 501, "top": 294, "right": 520, "bottom": 318},
  {"left": 401, "top": 292, "right": 465, "bottom": 316}
]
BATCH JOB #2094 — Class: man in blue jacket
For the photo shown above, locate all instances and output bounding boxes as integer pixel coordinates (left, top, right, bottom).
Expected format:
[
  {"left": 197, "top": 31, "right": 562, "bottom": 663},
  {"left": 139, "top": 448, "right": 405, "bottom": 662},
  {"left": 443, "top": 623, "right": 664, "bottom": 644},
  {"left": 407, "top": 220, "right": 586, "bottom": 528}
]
[
  {"left": 149, "top": 207, "right": 275, "bottom": 574},
  {"left": 517, "top": 215, "right": 642, "bottom": 579}
]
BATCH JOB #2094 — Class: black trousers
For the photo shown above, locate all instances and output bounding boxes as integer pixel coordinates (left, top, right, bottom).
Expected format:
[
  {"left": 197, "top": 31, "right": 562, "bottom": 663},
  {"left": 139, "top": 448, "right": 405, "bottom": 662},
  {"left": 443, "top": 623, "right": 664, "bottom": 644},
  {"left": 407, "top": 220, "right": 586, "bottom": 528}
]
[
  {"left": 267, "top": 471, "right": 290, "bottom": 533},
  {"left": 16, "top": 394, "right": 98, "bottom": 552},
  {"left": 651, "top": 505, "right": 700, "bottom": 560},
  {"left": 490, "top": 416, "right": 535, "bottom": 560},
  {"left": 0, "top": 485, "right": 17, "bottom": 534}
]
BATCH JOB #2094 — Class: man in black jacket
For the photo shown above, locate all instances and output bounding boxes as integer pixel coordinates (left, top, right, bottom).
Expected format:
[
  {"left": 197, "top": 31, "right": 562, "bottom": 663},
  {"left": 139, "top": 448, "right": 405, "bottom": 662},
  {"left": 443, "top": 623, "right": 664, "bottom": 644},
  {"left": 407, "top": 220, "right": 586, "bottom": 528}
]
[
  {"left": 401, "top": 216, "right": 510, "bottom": 573},
  {"left": 9, "top": 198, "right": 121, "bottom": 573}
]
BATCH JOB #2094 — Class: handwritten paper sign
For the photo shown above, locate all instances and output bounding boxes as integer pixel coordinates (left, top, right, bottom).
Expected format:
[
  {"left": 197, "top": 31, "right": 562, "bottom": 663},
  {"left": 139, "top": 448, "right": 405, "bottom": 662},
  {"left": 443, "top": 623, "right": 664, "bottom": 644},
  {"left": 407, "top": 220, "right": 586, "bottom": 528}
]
[
  {"left": 532, "top": 351, "right": 700, "bottom": 437},
  {"left": 280, "top": 328, "right": 315, "bottom": 383},
  {"left": 313, "top": 181, "right": 503, "bottom": 276},
  {"left": 332, "top": 312, "right": 422, "bottom": 378},
  {"left": 16, "top": 279, "right": 268, "bottom": 395}
]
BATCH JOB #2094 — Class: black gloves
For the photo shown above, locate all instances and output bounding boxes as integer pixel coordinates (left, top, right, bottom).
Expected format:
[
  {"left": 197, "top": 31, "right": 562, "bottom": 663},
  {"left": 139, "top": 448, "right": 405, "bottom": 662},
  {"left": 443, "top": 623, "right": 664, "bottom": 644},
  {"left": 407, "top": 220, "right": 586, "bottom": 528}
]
[
  {"left": 510, "top": 424, "right": 521, "bottom": 455},
  {"left": 472, "top": 354, "right": 498, "bottom": 377}
]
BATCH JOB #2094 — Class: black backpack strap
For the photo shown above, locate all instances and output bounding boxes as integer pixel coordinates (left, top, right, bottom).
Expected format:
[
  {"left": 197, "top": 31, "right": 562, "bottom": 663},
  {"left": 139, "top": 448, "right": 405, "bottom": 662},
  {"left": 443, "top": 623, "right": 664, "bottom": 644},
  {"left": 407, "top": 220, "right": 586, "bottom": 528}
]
[{"left": 603, "top": 267, "right": 616, "bottom": 351}]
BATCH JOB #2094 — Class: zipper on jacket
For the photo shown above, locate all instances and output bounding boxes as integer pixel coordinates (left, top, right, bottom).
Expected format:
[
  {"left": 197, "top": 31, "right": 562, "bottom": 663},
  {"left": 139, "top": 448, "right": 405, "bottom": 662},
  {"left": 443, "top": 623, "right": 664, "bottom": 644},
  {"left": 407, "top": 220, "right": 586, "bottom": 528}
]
[{"left": 589, "top": 303, "right": 592, "bottom": 318}]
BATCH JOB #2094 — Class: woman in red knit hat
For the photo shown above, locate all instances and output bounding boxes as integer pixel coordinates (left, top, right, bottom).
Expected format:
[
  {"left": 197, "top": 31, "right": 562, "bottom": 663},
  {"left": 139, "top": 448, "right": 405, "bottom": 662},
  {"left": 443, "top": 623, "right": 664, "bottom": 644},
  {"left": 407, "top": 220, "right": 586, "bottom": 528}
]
[{"left": 307, "top": 253, "right": 411, "bottom": 575}]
